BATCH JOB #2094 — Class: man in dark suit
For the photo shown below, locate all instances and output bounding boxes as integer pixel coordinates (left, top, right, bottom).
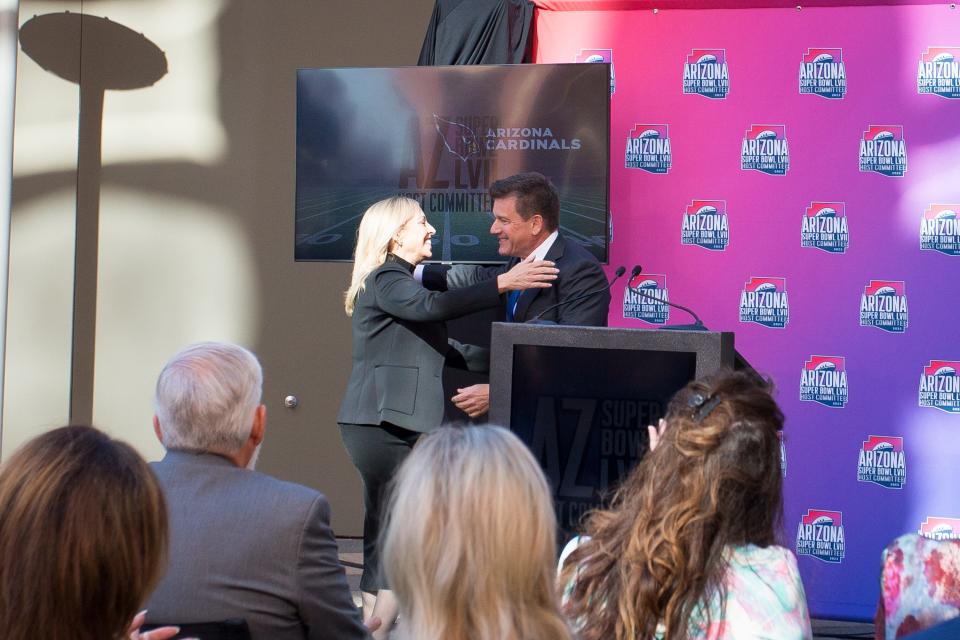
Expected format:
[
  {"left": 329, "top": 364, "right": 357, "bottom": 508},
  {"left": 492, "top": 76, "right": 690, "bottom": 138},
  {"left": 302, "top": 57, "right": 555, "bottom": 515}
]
[
  {"left": 421, "top": 172, "right": 610, "bottom": 417},
  {"left": 145, "top": 342, "right": 370, "bottom": 640}
]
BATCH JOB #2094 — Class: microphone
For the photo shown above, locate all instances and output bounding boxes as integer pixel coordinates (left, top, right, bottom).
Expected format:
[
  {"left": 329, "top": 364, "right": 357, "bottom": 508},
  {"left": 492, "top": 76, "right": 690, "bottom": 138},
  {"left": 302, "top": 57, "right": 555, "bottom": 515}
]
[
  {"left": 526, "top": 265, "right": 626, "bottom": 324},
  {"left": 626, "top": 264, "right": 705, "bottom": 328}
]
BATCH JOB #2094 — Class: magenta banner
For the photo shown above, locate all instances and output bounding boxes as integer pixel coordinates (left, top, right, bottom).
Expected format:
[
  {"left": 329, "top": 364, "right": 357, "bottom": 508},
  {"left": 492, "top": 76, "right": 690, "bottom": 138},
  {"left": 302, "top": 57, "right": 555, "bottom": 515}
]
[{"left": 534, "top": 2, "right": 960, "bottom": 620}]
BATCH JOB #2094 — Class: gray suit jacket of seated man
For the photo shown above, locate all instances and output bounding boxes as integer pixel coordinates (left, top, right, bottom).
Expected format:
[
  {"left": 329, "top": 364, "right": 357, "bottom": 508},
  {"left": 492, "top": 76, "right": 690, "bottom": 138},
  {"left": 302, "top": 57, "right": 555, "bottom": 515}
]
[{"left": 146, "top": 451, "right": 369, "bottom": 640}]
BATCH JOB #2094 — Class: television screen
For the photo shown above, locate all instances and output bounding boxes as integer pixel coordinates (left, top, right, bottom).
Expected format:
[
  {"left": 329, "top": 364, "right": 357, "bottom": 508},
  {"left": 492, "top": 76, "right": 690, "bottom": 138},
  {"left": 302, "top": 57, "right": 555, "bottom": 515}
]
[{"left": 295, "top": 64, "right": 610, "bottom": 263}]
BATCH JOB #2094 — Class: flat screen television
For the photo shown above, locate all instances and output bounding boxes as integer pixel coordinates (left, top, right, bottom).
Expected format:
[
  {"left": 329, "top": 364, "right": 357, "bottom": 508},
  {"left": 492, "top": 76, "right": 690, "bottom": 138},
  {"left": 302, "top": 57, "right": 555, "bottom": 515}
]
[
  {"left": 490, "top": 324, "right": 735, "bottom": 532},
  {"left": 295, "top": 64, "right": 610, "bottom": 263}
]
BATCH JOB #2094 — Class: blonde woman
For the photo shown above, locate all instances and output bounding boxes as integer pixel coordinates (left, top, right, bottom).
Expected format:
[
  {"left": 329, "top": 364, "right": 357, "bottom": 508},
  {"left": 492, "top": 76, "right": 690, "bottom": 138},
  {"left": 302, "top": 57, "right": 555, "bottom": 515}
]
[
  {"left": 381, "top": 426, "right": 574, "bottom": 640},
  {"left": 337, "top": 196, "right": 556, "bottom": 636}
]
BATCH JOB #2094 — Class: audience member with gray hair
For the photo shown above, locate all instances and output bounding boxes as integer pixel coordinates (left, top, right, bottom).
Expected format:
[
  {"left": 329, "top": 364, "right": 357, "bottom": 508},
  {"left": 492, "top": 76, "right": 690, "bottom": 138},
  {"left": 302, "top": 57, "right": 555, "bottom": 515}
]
[{"left": 146, "top": 341, "right": 371, "bottom": 640}]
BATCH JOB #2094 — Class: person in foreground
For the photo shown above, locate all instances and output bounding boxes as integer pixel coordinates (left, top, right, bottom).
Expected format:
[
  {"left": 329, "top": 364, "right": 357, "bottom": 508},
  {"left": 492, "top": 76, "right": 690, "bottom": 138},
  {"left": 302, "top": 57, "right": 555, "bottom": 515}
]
[
  {"left": 421, "top": 171, "right": 610, "bottom": 418},
  {"left": 0, "top": 425, "right": 174, "bottom": 640},
  {"left": 338, "top": 196, "right": 556, "bottom": 636},
  {"left": 560, "top": 370, "right": 812, "bottom": 640},
  {"left": 147, "top": 342, "right": 370, "bottom": 640},
  {"left": 381, "top": 425, "right": 574, "bottom": 640}
]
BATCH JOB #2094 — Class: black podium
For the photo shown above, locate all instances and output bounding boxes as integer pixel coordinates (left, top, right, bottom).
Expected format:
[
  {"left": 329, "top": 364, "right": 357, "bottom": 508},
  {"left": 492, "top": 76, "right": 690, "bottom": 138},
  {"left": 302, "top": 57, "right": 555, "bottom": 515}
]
[{"left": 489, "top": 323, "right": 735, "bottom": 533}]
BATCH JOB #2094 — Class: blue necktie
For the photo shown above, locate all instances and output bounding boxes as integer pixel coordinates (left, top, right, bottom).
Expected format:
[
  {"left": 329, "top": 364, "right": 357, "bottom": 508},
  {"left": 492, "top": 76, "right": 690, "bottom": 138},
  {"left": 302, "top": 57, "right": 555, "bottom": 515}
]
[{"left": 506, "top": 290, "right": 523, "bottom": 322}]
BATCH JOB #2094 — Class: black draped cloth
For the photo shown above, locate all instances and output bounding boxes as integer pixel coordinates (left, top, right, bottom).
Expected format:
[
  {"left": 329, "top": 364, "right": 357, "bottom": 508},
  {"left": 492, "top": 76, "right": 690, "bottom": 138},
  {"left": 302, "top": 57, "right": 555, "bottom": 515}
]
[{"left": 417, "top": 0, "right": 534, "bottom": 65}]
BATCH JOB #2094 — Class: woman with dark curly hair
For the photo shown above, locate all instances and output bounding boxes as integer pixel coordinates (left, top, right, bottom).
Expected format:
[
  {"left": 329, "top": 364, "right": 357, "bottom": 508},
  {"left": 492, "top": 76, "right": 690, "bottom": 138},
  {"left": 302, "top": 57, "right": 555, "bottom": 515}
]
[{"left": 560, "top": 370, "right": 811, "bottom": 640}]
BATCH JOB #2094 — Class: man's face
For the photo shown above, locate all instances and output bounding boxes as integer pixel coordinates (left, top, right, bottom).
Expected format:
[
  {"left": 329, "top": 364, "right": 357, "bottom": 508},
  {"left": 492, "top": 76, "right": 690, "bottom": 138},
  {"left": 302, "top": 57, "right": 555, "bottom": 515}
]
[{"left": 490, "top": 195, "right": 542, "bottom": 258}]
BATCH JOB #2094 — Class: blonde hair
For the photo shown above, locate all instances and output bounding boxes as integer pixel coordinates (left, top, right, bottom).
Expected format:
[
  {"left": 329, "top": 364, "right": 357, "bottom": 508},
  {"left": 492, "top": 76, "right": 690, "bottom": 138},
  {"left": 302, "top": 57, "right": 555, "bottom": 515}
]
[
  {"left": 0, "top": 426, "right": 168, "bottom": 640},
  {"left": 344, "top": 196, "right": 422, "bottom": 315},
  {"left": 382, "top": 426, "right": 573, "bottom": 640}
]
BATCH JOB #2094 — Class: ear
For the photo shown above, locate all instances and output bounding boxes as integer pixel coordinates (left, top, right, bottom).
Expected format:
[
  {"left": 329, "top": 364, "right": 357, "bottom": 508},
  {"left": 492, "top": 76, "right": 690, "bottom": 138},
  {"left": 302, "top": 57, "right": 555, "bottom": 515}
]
[
  {"left": 530, "top": 214, "right": 544, "bottom": 236},
  {"left": 250, "top": 404, "right": 266, "bottom": 446},
  {"left": 152, "top": 415, "right": 164, "bottom": 445}
]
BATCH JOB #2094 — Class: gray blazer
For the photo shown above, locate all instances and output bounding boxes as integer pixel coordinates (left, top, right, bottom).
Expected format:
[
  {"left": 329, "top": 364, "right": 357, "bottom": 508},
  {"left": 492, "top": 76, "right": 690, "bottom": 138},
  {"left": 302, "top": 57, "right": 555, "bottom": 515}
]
[
  {"left": 336, "top": 255, "right": 501, "bottom": 432},
  {"left": 146, "top": 451, "right": 368, "bottom": 640},
  {"left": 424, "top": 232, "right": 610, "bottom": 326}
]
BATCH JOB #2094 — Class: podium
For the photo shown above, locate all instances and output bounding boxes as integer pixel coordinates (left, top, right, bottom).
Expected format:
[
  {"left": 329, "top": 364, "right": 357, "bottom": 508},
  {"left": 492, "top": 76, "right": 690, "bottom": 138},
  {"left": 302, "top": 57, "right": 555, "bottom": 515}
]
[{"left": 489, "top": 323, "right": 734, "bottom": 533}]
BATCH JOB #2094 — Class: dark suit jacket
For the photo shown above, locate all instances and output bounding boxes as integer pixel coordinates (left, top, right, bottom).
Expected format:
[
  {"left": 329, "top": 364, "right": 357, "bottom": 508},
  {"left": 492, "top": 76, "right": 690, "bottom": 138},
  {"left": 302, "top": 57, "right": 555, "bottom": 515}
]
[
  {"left": 424, "top": 232, "right": 610, "bottom": 326},
  {"left": 337, "top": 256, "right": 501, "bottom": 431},
  {"left": 145, "top": 452, "right": 368, "bottom": 640}
]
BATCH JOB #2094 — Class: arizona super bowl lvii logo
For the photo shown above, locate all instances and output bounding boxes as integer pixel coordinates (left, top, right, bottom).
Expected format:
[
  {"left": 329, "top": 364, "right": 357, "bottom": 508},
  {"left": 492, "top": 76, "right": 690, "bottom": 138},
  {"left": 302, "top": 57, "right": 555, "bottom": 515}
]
[
  {"left": 623, "top": 273, "right": 669, "bottom": 324},
  {"left": 859, "top": 280, "right": 907, "bottom": 333},
  {"left": 857, "top": 436, "right": 906, "bottom": 489},
  {"left": 681, "top": 200, "right": 728, "bottom": 251},
  {"left": 920, "top": 204, "right": 960, "bottom": 255},
  {"left": 917, "top": 47, "right": 960, "bottom": 98},
  {"left": 796, "top": 509, "right": 845, "bottom": 563},
  {"left": 683, "top": 49, "right": 729, "bottom": 99},
  {"left": 625, "top": 124, "right": 671, "bottom": 174},
  {"left": 919, "top": 360, "right": 960, "bottom": 413},
  {"left": 919, "top": 517, "right": 960, "bottom": 540},
  {"left": 800, "top": 356, "right": 848, "bottom": 408},
  {"left": 576, "top": 49, "right": 615, "bottom": 94},
  {"left": 802, "top": 202, "right": 848, "bottom": 253},
  {"left": 739, "top": 277, "right": 788, "bottom": 328},
  {"left": 859, "top": 125, "right": 907, "bottom": 177},
  {"left": 799, "top": 48, "right": 846, "bottom": 99},
  {"left": 741, "top": 125, "right": 789, "bottom": 175}
]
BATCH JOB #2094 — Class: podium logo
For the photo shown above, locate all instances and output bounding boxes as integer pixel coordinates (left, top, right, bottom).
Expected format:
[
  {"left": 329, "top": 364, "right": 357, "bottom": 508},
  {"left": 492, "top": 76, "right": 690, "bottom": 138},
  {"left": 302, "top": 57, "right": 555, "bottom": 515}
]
[
  {"left": 623, "top": 273, "right": 669, "bottom": 325},
  {"left": 625, "top": 124, "right": 672, "bottom": 174},
  {"left": 796, "top": 509, "right": 845, "bottom": 563},
  {"left": 860, "top": 280, "right": 908, "bottom": 333},
  {"left": 799, "top": 48, "right": 847, "bottom": 99},
  {"left": 683, "top": 48, "right": 729, "bottom": 99},
  {"left": 577, "top": 49, "right": 615, "bottom": 94},
  {"left": 919, "top": 360, "right": 960, "bottom": 413},
  {"left": 857, "top": 436, "right": 906, "bottom": 489},
  {"left": 917, "top": 47, "right": 960, "bottom": 98},
  {"left": 741, "top": 125, "right": 789, "bottom": 175},
  {"left": 681, "top": 199, "right": 728, "bottom": 251},
  {"left": 920, "top": 204, "right": 960, "bottom": 256},
  {"left": 802, "top": 202, "right": 848, "bottom": 254},
  {"left": 800, "top": 356, "right": 848, "bottom": 408},
  {"left": 919, "top": 516, "right": 960, "bottom": 540},
  {"left": 739, "top": 277, "right": 789, "bottom": 329},
  {"left": 859, "top": 125, "right": 907, "bottom": 177}
]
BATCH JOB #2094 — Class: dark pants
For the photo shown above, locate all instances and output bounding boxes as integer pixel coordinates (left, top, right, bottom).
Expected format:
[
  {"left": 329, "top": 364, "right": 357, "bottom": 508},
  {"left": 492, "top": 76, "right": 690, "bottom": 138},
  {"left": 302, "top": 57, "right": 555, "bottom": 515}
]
[{"left": 338, "top": 422, "right": 421, "bottom": 593}]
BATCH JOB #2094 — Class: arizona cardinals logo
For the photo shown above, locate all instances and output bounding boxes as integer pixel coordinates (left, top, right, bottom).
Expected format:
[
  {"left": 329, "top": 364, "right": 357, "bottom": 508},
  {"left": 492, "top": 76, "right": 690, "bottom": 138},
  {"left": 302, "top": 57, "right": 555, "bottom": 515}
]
[{"left": 433, "top": 114, "right": 481, "bottom": 162}]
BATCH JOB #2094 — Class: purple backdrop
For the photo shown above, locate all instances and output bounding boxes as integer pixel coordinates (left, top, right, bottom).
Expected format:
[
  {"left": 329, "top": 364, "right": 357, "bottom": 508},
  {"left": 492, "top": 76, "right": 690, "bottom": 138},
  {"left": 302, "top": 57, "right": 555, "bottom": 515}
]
[{"left": 535, "top": 2, "right": 960, "bottom": 620}]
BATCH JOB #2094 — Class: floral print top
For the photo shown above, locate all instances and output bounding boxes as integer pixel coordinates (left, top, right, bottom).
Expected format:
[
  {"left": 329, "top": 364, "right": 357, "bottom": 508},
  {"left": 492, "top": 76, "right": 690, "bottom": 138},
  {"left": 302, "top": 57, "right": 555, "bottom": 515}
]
[{"left": 877, "top": 533, "right": 960, "bottom": 639}]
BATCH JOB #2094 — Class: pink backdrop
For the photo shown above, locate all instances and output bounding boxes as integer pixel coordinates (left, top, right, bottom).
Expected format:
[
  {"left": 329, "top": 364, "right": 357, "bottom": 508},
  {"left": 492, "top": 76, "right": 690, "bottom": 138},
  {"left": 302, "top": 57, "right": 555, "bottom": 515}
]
[{"left": 533, "top": 1, "right": 960, "bottom": 620}]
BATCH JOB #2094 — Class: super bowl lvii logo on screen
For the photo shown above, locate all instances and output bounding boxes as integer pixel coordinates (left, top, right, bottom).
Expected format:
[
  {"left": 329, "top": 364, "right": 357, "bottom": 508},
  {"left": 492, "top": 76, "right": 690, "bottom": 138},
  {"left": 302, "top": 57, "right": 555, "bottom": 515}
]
[{"left": 796, "top": 509, "right": 845, "bottom": 563}]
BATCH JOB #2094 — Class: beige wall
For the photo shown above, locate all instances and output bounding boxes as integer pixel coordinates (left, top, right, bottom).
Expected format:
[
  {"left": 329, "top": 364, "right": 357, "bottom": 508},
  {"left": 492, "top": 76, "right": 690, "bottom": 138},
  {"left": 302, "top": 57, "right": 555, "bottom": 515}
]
[{"left": 4, "top": 0, "right": 436, "bottom": 534}]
